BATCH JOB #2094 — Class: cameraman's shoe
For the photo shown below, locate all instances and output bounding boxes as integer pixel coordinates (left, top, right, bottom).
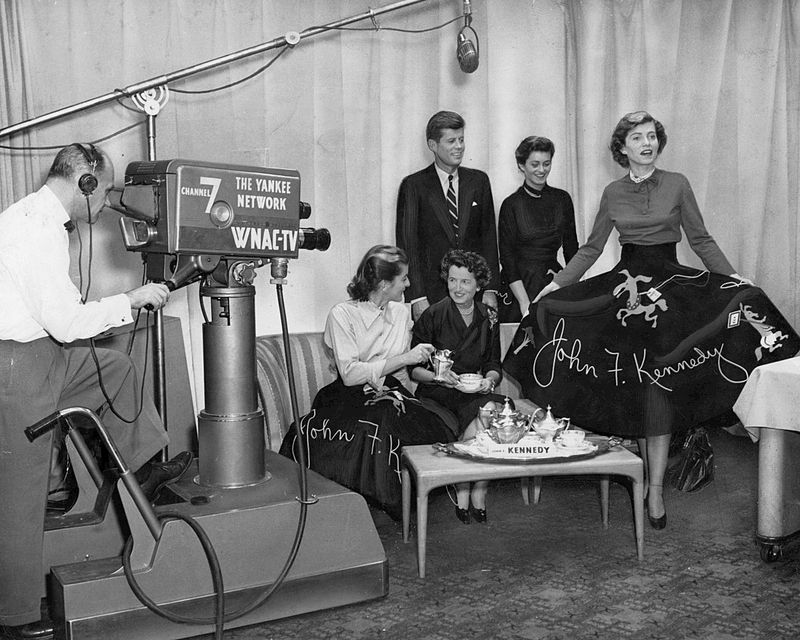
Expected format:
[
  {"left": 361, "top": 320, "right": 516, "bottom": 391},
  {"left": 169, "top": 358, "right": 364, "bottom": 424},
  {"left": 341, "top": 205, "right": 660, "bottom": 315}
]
[
  {"left": 0, "top": 618, "right": 54, "bottom": 639},
  {"left": 46, "top": 461, "right": 78, "bottom": 514},
  {"left": 136, "top": 451, "right": 193, "bottom": 502}
]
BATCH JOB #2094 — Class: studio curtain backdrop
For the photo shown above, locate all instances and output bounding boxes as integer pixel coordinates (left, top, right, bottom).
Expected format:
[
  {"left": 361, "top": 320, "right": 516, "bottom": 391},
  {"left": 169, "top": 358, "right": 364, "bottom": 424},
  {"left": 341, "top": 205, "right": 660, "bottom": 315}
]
[{"left": 2, "top": 0, "right": 798, "bottom": 412}]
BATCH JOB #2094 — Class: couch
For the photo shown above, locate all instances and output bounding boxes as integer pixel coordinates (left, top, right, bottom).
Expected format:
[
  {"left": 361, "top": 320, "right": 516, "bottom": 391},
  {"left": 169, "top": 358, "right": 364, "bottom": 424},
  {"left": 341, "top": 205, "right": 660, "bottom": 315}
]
[
  {"left": 254, "top": 332, "right": 337, "bottom": 451},
  {"left": 254, "top": 331, "right": 525, "bottom": 451}
]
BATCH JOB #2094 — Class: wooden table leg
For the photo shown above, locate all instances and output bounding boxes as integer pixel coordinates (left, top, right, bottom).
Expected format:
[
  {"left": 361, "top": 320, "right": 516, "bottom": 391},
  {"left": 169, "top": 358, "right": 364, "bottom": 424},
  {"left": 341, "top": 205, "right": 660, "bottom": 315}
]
[
  {"left": 600, "top": 475, "right": 609, "bottom": 528},
  {"left": 402, "top": 465, "right": 411, "bottom": 543},
  {"left": 416, "top": 488, "right": 429, "bottom": 578}
]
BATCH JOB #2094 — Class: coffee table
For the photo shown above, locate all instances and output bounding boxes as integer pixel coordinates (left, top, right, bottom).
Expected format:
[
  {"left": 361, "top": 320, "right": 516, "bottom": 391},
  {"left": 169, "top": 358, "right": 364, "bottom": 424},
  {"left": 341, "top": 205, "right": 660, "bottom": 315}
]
[{"left": 401, "top": 441, "right": 644, "bottom": 577}]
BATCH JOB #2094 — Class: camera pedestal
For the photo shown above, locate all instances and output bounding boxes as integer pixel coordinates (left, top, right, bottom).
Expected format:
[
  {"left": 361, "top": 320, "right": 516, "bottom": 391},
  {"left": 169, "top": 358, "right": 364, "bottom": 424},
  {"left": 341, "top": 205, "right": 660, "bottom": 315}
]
[
  {"left": 48, "top": 265, "right": 387, "bottom": 638},
  {"left": 51, "top": 452, "right": 387, "bottom": 639}
]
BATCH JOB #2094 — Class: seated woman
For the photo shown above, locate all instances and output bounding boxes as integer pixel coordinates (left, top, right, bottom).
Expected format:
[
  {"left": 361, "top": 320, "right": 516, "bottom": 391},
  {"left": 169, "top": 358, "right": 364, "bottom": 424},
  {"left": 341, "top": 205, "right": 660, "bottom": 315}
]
[
  {"left": 411, "top": 249, "right": 508, "bottom": 524},
  {"left": 279, "top": 245, "right": 457, "bottom": 519}
]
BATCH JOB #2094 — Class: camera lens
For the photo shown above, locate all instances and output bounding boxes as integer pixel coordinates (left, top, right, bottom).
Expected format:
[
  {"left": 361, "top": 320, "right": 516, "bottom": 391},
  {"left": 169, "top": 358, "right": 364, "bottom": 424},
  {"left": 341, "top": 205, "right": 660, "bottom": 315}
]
[{"left": 298, "top": 227, "right": 331, "bottom": 251}]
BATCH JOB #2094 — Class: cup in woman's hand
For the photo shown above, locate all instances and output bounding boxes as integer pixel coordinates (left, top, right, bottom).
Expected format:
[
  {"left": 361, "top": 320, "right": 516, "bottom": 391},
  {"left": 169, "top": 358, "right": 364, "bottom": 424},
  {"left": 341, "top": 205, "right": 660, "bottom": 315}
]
[{"left": 456, "top": 373, "right": 483, "bottom": 393}]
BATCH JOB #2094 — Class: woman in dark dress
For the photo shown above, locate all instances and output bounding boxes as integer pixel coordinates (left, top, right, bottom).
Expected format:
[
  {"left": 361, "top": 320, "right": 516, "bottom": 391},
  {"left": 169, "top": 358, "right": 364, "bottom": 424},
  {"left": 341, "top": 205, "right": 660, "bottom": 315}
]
[
  {"left": 279, "top": 245, "right": 457, "bottom": 519},
  {"left": 411, "top": 250, "right": 507, "bottom": 524},
  {"left": 497, "top": 136, "right": 579, "bottom": 323},
  {"left": 504, "top": 111, "right": 800, "bottom": 529}
]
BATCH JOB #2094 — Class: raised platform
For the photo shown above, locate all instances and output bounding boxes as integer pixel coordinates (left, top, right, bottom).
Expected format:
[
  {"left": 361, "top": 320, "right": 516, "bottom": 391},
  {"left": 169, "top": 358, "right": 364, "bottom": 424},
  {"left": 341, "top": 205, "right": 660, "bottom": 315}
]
[{"left": 50, "top": 451, "right": 387, "bottom": 639}]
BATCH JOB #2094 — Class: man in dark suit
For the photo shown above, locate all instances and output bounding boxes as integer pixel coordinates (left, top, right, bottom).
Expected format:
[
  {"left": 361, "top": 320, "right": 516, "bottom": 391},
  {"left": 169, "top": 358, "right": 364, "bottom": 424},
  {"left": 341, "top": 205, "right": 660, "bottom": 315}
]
[{"left": 396, "top": 110, "right": 499, "bottom": 320}]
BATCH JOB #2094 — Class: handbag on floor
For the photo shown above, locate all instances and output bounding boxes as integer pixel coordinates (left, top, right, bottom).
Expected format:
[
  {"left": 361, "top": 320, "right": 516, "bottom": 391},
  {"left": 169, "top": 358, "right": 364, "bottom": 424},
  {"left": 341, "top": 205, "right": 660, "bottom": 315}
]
[{"left": 667, "top": 426, "right": 714, "bottom": 492}]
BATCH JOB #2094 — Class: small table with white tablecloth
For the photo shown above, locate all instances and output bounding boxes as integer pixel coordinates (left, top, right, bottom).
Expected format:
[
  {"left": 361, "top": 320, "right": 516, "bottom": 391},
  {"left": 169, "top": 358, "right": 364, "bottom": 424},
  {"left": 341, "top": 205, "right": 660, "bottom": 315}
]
[{"left": 733, "top": 356, "right": 800, "bottom": 561}]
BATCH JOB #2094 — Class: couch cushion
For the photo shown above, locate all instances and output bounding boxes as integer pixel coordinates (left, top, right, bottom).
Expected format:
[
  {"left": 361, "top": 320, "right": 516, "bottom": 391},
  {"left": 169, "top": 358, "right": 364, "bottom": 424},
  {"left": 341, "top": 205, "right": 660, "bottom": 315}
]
[{"left": 255, "top": 332, "right": 337, "bottom": 451}]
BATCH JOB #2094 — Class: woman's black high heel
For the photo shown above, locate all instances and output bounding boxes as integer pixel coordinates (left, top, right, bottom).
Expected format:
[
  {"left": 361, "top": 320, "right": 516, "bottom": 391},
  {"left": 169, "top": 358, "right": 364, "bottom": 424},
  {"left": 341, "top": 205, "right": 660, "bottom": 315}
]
[
  {"left": 469, "top": 506, "right": 487, "bottom": 523},
  {"left": 455, "top": 506, "right": 471, "bottom": 524},
  {"left": 646, "top": 486, "right": 666, "bottom": 530},
  {"left": 647, "top": 505, "right": 666, "bottom": 529}
]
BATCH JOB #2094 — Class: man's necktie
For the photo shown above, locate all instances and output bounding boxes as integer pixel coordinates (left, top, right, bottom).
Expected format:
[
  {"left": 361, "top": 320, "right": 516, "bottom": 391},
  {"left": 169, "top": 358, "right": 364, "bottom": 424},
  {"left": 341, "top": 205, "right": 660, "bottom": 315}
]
[{"left": 447, "top": 174, "right": 459, "bottom": 240}]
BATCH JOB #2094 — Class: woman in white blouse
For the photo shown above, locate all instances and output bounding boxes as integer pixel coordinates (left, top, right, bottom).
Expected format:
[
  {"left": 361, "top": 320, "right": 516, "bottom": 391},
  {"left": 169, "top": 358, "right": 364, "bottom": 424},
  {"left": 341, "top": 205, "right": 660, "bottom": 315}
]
[{"left": 279, "top": 245, "right": 458, "bottom": 519}]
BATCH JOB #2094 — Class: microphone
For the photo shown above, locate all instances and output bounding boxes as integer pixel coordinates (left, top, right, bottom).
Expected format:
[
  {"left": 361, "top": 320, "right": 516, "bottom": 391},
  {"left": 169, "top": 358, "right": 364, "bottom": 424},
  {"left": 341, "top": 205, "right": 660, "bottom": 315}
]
[
  {"left": 64, "top": 220, "right": 75, "bottom": 233},
  {"left": 457, "top": 32, "right": 478, "bottom": 73},
  {"left": 457, "top": 0, "right": 479, "bottom": 73}
]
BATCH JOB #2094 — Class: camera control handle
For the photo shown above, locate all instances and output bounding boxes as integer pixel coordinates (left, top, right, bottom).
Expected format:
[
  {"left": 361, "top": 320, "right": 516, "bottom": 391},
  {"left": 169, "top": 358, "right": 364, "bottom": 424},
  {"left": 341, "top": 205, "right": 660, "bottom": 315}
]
[
  {"left": 144, "top": 280, "right": 176, "bottom": 311},
  {"left": 25, "top": 410, "right": 65, "bottom": 442}
]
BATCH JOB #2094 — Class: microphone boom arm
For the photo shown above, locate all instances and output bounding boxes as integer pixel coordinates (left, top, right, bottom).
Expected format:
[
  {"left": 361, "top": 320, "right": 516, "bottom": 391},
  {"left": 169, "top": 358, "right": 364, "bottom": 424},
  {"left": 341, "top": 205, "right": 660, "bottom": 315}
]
[{"left": 0, "top": 0, "right": 432, "bottom": 140}]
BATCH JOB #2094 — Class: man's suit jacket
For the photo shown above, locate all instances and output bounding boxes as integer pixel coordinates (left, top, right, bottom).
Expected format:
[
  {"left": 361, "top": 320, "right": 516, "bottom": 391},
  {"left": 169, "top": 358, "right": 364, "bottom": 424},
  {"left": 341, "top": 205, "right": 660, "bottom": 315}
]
[{"left": 396, "top": 164, "right": 499, "bottom": 304}]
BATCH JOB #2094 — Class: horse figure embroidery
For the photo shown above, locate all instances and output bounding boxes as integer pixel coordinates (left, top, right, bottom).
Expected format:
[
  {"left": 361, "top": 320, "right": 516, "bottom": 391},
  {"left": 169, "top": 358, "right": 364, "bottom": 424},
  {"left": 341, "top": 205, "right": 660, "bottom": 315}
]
[
  {"left": 364, "top": 386, "right": 416, "bottom": 414},
  {"left": 740, "top": 304, "right": 788, "bottom": 361},
  {"left": 612, "top": 269, "right": 668, "bottom": 328}
]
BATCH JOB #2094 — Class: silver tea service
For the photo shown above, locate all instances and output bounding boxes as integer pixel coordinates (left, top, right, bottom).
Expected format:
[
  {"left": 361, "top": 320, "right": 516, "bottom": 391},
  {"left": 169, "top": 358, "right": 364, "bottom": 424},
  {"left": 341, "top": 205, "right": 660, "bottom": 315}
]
[
  {"left": 530, "top": 405, "right": 570, "bottom": 443},
  {"left": 430, "top": 349, "right": 454, "bottom": 381}
]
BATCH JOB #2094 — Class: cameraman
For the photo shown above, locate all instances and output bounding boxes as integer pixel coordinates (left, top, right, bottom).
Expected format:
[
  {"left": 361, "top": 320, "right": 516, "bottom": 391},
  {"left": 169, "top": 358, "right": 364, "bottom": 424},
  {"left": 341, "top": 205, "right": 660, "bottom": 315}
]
[{"left": 0, "top": 144, "right": 190, "bottom": 638}]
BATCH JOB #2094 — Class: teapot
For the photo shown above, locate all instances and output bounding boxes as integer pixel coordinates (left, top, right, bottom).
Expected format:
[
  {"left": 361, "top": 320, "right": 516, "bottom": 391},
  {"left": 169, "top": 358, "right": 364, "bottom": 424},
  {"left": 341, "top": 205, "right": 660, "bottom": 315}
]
[
  {"left": 485, "top": 397, "right": 530, "bottom": 444},
  {"left": 530, "top": 405, "right": 570, "bottom": 442},
  {"left": 429, "top": 349, "right": 453, "bottom": 381}
]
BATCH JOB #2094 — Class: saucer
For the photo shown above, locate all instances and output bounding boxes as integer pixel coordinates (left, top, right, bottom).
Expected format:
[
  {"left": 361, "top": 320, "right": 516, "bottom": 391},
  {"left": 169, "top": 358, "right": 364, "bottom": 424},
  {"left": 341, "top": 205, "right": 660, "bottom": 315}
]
[
  {"left": 555, "top": 441, "right": 596, "bottom": 453},
  {"left": 558, "top": 436, "right": 586, "bottom": 448}
]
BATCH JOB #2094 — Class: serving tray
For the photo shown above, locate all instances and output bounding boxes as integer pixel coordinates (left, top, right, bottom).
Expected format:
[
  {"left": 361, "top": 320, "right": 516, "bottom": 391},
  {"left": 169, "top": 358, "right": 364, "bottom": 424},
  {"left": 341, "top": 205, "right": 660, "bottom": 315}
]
[{"left": 432, "top": 436, "right": 621, "bottom": 465}]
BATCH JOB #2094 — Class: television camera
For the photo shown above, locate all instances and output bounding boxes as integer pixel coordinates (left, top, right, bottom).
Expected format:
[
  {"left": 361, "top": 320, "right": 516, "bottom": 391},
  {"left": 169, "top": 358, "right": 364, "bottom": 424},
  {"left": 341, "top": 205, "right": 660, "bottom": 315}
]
[
  {"left": 118, "top": 159, "right": 330, "bottom": 289},
  {"left": 116, "top": 159, "right": 331, "bottom": 486},
  {"left": 42, "top": 160, "right": 386, "bottom": 639}
]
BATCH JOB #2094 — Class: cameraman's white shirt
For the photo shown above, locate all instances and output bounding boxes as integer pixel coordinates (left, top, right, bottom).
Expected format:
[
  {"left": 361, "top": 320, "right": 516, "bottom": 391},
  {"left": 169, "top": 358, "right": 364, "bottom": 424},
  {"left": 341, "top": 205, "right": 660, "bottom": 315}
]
[{"left": 0, "top": 185, "right": 131, "bottom": 343}]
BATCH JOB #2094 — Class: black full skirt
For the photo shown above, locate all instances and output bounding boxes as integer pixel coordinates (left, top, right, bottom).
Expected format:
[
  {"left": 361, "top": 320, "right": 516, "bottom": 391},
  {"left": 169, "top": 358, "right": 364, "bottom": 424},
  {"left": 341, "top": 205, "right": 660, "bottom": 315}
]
[
  {"left": 502, "top": 244, "right": 800, "bottom": 437},
  {"left": 498, "top": 258, "right": 562, "bottom": 324},
  {"left": 279, "top": 375, "right": 457, "bottom": 513}
]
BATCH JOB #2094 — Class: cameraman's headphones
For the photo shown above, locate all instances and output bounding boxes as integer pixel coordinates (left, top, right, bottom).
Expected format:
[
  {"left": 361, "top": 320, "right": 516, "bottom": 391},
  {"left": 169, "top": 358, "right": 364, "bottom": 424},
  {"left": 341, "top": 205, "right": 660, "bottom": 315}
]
[{"left": 74, "top": 142, "right": 99, "bottom": 197}]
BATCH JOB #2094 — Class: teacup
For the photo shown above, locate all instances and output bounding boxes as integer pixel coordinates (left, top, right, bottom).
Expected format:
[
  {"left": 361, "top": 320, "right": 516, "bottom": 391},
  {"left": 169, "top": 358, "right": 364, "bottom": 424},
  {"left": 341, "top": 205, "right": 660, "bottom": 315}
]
[
  {"left": 459, "top": 373, "right": 482, "bottom": 384},
  {"left": 559, "top": 430, "right": 586, "bottom": 447},
  {"left": 458, "top": 373, "right": 483, "bottom": 392}
]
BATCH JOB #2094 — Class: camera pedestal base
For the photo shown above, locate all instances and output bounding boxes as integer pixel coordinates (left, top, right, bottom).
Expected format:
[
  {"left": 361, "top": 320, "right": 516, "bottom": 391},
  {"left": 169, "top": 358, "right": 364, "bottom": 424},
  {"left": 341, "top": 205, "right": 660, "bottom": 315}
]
[{"left": 49, "top": 452, "right": 388, "bottom": 640}]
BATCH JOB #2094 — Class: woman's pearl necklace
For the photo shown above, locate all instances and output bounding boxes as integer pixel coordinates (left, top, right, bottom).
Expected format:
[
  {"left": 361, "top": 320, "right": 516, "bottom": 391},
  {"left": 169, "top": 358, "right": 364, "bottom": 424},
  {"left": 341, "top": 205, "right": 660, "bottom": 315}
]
[
  {"left": 523, "top": 183, "right": 542, "bottom": 198},
  {"left": 630, "top": 167, "right": 655, "bottom": 183},
  {"left": 457, "top": 304, "right": 474, "bottom": 316}
]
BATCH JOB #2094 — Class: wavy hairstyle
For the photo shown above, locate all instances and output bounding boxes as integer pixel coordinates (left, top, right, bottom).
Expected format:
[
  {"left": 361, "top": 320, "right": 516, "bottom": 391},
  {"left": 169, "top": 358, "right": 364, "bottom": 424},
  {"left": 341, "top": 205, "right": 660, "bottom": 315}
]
[
  {"left": 439, "top": 249, "right": 492, "bottom": 290},
  {"left": 347, "top": 245, "right": 408, "bottom": 301},
  {"left": 426, "top": 110, "right": 465, "bottom": 143},
  {"left": 609, "top": 111, "right": 668, "bottom": 168},
  {"left": 515, "top": 136, "right": 555, "bottom": 166}
]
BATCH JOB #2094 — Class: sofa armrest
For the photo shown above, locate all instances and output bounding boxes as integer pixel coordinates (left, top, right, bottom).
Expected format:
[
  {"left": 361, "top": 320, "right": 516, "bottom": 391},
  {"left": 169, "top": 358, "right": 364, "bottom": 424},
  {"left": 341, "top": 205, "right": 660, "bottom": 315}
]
[{"left": 255, "top": 332, "right": 337, "bottom": 451}]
